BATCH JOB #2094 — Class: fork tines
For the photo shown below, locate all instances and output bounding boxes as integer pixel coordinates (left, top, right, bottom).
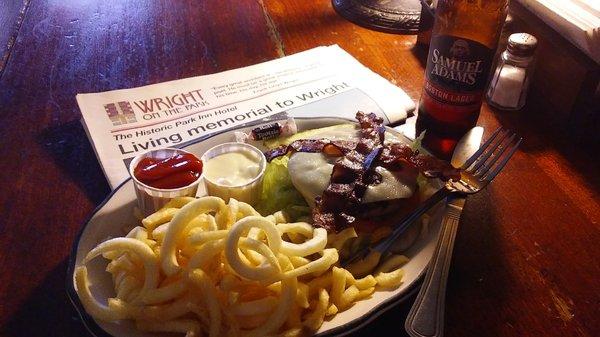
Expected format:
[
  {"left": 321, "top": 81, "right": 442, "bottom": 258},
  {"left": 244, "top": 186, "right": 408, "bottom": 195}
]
[{"left": 462, "top": 127, "right": 522, "bottom": 182}]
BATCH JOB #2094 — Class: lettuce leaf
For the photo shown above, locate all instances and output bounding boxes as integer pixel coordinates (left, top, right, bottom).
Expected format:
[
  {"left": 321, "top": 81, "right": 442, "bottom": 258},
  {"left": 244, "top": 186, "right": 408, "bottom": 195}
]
[
  {"left": 411, "top": 130, "right": 426, "bottom": 152},
  {"left": 256, "top": 156, "right": 309, "bottom": 219}
]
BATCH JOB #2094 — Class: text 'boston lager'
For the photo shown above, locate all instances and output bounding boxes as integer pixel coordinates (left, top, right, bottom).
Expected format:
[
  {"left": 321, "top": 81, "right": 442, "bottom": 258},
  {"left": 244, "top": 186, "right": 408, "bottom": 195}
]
[{"left": 416, "top": 0, "right": 509, "bottom": 158}]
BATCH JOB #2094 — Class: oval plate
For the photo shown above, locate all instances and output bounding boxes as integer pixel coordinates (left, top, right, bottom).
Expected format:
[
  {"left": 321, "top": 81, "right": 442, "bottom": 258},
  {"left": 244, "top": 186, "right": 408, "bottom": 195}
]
[{"left": 67, "top": 117, "right": 450, "bottom": 337}]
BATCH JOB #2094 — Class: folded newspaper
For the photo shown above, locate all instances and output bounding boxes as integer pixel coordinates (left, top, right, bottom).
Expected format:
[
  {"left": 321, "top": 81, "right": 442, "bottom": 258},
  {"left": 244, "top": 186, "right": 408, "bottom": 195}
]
[{"left": 77, "top": 45, "right": 416, "bottom": 189}]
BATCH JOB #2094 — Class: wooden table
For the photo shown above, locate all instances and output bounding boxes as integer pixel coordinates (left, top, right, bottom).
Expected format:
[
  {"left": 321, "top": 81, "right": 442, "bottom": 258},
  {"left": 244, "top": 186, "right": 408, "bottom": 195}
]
[{"left": 0, "top": 1, "right": 598, "bottom": 337}]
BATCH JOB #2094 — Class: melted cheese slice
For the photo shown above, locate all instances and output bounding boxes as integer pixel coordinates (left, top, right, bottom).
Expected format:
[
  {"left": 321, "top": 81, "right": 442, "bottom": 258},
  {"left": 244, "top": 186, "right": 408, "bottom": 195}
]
[
  {"left": 286, "top": 124, "right": 417, "bottom": 208},
  {"left": 288, "top": 153, "right": 417, "bottom": 207}
]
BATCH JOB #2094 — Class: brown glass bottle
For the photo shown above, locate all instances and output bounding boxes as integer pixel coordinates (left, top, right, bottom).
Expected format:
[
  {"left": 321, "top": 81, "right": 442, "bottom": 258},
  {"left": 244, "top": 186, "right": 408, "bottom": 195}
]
[{"left": 416, "top": 0, "right": 508, "bottom": 159}]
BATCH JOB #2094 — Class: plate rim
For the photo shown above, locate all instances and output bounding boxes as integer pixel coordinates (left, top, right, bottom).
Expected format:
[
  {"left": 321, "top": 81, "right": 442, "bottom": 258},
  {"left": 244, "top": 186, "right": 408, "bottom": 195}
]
[{"left": 66, "top": 116, "right": 436, "bottom": 337}]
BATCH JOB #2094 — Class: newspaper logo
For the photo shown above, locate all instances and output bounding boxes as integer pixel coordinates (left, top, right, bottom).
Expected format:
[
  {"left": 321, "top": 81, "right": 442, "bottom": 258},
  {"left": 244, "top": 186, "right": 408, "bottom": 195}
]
[{"left": 104, "top": 101, "right": 137, "bottom": 126}]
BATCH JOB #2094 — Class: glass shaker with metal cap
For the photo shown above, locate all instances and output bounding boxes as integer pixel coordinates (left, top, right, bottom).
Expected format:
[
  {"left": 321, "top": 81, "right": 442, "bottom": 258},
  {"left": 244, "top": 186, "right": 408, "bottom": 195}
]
[{"left": 486, "top": 33, "right": 538, "bottom": 110}]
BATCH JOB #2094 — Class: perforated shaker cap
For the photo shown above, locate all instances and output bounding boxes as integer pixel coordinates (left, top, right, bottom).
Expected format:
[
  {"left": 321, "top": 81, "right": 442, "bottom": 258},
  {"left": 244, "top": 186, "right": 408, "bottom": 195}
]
[{"left": 507, "top": 33, "right": 538, "bottom": 57}]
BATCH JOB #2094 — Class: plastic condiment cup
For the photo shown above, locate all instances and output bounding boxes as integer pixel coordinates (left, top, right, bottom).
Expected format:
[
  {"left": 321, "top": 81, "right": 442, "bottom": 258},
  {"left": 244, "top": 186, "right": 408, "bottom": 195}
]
[
  {"left": 200, "top": 142, "right": 266, "bottom": 205},
  {"left": 129, "top": 148, "right": 203, "bottom": 216}
]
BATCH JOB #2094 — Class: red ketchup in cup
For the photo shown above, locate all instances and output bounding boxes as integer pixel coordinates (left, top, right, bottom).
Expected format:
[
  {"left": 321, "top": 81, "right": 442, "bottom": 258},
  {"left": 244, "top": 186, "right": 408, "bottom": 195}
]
[{"left": 133, "top": 153, "right": 203, "bottom": 189}]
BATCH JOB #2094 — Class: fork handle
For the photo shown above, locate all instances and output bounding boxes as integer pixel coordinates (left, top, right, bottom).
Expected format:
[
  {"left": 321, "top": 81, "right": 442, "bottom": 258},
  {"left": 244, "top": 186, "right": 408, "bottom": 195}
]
[{"left": 405, "top": 199, "right": 462, "bottom": 337}]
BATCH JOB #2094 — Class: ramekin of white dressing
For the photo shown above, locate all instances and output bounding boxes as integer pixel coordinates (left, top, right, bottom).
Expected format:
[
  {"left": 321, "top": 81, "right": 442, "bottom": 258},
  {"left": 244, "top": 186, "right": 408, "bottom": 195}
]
[{"left": 200, "top": 142, "right": 266, "bottom": 205}]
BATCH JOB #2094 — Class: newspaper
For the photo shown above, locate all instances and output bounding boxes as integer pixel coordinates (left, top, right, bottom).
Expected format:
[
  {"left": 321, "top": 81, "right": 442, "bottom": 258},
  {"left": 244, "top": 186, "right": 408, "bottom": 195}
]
[{"left": 77, "top": 45, "right": 416, "bottom": 189}]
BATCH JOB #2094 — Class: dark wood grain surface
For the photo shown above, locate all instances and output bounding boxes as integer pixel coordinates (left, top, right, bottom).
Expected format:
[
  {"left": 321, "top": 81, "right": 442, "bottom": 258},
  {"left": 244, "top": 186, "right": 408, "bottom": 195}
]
[
  {"left": 0, "top": 0, "right": 29, "bottom": 72},
  {"left": 0, "top": 1, "right": 598, "bottom": 337}
]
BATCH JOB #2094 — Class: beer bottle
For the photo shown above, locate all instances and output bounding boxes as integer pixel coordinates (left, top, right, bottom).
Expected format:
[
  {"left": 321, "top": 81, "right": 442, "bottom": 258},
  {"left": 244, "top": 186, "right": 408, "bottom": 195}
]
[{"left": 416, "top": 0, "right": 509, "bottom": 159}]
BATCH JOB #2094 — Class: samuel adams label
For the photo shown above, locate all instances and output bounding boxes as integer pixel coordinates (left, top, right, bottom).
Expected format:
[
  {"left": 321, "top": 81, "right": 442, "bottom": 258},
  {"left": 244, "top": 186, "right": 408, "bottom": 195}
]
[
  {"left": 421, "top": 36, "right": 492, "bottom": 131},
  {"left": 416, "top": 0, "right": 508, "bottom": 158}
]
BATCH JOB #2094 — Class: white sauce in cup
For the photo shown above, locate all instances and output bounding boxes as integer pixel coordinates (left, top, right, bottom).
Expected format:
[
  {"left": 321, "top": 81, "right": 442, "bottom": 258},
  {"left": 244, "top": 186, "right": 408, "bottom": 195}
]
[
  {"left": 204, "top": 152, "right": 261, "bottom": 187},
  {"left": 200, "top": 142, "right": 266, "bottom": 205}
]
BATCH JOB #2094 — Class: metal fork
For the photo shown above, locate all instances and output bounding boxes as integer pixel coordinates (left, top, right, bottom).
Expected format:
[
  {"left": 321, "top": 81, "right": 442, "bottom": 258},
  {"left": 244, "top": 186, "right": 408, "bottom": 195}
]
[
  {"left": 347, "top": 127, "right": 521, "bottom": 335},
  {"left": 343, "top": 127, "right": 521, "bottom": 334},
  {"left": 342, "top": 127, "right": 521, "bottom": 268},
  {"left": 344, "top": 128, "right": 521, "bottom": 334},
  {"left": 402, "top": 128, "right": 520, "bottom": 337}
]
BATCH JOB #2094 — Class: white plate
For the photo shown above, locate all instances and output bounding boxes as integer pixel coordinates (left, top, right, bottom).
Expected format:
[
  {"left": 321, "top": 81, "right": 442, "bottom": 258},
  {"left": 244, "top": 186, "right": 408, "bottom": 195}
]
[{"left": 67, "top": 117, "right": 450, "bottom": 337}]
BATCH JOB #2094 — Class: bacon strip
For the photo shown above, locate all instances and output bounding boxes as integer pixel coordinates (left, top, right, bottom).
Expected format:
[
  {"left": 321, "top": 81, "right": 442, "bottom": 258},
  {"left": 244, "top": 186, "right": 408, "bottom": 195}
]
[
  {"left": 265, "top": 139, "right": 356, "bottom": 162},
  {"left": 379, "top": 143, "right": 461, "bottom": 181}
]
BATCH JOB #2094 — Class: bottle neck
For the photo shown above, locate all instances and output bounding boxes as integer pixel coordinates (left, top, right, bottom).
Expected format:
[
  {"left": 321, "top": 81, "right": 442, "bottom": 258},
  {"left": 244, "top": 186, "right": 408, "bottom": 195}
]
[{"left": 433, "top": 0, "right": 509, "bottom": 50}]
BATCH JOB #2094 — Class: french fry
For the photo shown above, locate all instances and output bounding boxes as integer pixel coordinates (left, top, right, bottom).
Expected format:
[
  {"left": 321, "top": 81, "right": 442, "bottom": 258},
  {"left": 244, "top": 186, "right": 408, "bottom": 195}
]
[
  {"left": 307, "top": 272, "right": 332, "bottom": 296},
  {"left": 141, "top": 278, "right": 188, "bottom": 305},
  {"left": 243, "top": 277, "right": 297, "bottom": 337},
  {"left": 237, "top": 201, "right": 260, "bottom": 218},
  {"left": 74, "top": 267, "right": 128, "bottom": 321},
  {"left": 338, "top": 285, "right": 359, "bottom": 311},
  {"left": 187, "top": 213, "right": 218, "bottom": 232},
  {"left": 188, "top": 230, "right": 229, "bottom": 246},
  {"left": 163, "top": 196, "right": 197, "bottom": 209},
  {"left": 325, "top": 303, "right": 338, "bottom": 316},
  {"left": 113, "top": 270, "right": 128, "bottom": 291},
  {"left": 229, "top": 237, "right": 281, "bottom": 281},
  {"left": 356, "top": 287, "right": 375, "bottom": 301},
  {"left": 226, "top": 216, "right": 282, "bottom": 253},
  {"left": 239, "top": 285, "right": 276, "bottom": 302},
  {"left": 283, "top": 249, "right": 338, "bottom": 279},
  {"left": 289, "top": 256, "right": 310, "bottom": 268},
  {"left": 375, "top": 269, "right": 405, "bottom": 288},
  {"left": 161, "top": 197, "right": 226, "bottom": 276},
  {"left": 110, "top": 294, "right": 196, "bottom": 321},
  {"left": 189, "top": 269, "right": 222, "bottom": 337},
  {"left": 84, "top": 237, "right": 159, "bottom": 301},
  {"left": 296, "top": 282, "right": 310, "bottom": 308},
  {"left": 230, "top": 296, "right": 278, "bottom": 315},
  {"left": 187, "top": 239, "right": 225, "bottom": 270},
  {"left": 103, "top": 226, "right": 149, "bottom": 260},
  {"left": 106, "top": 254, "right": 137, "bottom": 275},
  {"left": 354, "top": 275, "right": 377, "bottom": 290},
  {"left": 302, "top": 288, "right": 329, "bottom": 331},
  {"left": 280, "top": 227, "right": 327, "bottom": 257},
  {"left": 327, "top": 227, "right": 358, "bottom": 251},
  {"left": 344, "top": 269, "right": 355, "bottom": 285},
  {"left": 142, "top": 207, "right": 178, "bottom": 232},
  {"left": 277, "top": 222, "right": 313, "bottom": 237},
  {"left": 127, "top": 226, "right": 149, "bottom": 240},
  {"left": 375, "top": 254, "right": 409, "bottom": 274},
  {"left": 286, "top": 232, "right": 304, "bottom": 244},
  {"left": 346, "top": 250, "right": 381, "bottom": 278},
  {"left": 343, "top": 268, "right": 377, "bottom": 290},
  {"left": 272, "top": 211, "right": 288, "bottom": 224},
  {"left": 151, "top": 223, "right": 169, "bottom": 242},
  {"left": 330, "top": 267, "right": 346, "bottom": 307},
  {"left": 247, "top": 227, "right": 266, "bottom": 241},
  {"left": 115, "top": 275, "right": 141, "bottom": 301}
]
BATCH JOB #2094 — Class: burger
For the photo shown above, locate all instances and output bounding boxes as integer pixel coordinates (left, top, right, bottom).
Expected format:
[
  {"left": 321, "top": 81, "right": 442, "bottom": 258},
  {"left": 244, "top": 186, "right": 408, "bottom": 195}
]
[{"left": 264, "top": 112, "right": 458, "bottom": 243}]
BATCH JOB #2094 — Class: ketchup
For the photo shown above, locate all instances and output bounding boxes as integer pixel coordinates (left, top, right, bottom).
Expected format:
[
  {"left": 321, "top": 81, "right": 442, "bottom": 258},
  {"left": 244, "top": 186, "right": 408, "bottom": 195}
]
[{"left": 134, "top": 153, "right": 203, "bottom": 189}]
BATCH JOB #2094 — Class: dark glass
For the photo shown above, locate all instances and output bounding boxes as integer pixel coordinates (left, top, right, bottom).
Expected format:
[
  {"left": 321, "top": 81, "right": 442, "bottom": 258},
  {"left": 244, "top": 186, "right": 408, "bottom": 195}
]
[{"left": 416, "top": 0, "right": 508, "bottom": 159}]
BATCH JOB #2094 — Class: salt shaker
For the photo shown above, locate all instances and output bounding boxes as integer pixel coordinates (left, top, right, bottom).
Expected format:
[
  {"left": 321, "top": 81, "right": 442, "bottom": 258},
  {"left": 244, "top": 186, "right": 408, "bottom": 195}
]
[{"left": 486, "top": 33, "right": 538, "bottom": 110}]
